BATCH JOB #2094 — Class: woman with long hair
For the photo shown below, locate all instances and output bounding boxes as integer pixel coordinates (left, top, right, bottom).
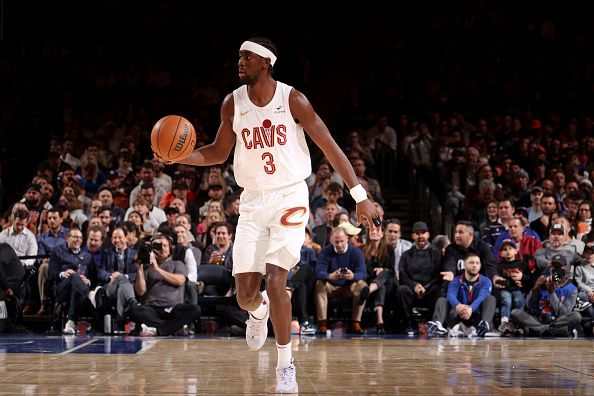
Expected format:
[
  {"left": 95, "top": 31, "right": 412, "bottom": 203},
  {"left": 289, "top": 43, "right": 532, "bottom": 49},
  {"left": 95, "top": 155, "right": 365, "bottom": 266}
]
[{"left": 359, "top": 225, "right": 394, "bottom": 334}]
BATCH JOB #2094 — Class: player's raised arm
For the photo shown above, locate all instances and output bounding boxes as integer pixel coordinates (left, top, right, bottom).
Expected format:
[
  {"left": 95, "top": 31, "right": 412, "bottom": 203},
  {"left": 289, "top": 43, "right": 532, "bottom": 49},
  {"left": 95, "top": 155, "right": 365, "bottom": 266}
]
[{"left": 288, "top": 88, "right": 381, "bottom": 231}]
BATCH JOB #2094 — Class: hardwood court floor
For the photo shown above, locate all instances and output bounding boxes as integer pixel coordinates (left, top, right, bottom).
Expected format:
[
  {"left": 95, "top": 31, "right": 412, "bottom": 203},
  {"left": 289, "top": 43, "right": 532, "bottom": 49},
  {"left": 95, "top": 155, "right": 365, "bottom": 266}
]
[{"left": 0, "top": 335, "right": 593, "bottom": 395}]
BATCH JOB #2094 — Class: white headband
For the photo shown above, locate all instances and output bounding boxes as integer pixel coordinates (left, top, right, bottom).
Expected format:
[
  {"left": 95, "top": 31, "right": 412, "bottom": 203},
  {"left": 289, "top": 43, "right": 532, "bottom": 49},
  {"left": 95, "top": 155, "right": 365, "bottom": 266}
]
[{"left": 240, "top": 41, "right": 277, "bottom": 67}]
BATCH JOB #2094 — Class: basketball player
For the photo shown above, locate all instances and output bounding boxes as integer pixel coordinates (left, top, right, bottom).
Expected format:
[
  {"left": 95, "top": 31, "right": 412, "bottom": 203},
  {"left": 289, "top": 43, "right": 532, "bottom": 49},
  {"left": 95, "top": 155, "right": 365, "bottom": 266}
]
[{"left": 155, "top": 37, "right": 380, "bottom": 394}]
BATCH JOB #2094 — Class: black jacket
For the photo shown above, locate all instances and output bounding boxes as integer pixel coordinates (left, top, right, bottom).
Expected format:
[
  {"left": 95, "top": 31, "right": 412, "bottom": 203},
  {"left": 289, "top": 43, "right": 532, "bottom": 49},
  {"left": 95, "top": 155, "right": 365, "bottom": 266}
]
[
  {"left": 399, "top": 245, "right": 442, "bottom": 289},
  {"left": 443, "top": 238, "right": 498, "bottom": 279}
]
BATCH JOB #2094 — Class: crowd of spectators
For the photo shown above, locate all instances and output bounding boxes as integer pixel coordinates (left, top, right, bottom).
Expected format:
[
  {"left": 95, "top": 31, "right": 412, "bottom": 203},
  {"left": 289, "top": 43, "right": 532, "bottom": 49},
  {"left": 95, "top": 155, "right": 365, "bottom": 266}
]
[{"left": 1, "top": 3, "right": 594, "bottom": 337}]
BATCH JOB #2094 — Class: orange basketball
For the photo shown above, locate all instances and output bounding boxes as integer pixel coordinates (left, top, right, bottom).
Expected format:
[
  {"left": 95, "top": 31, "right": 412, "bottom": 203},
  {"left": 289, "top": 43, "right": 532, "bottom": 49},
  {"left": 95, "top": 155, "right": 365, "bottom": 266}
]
[{"left": 151, "top": 115, "right": 196, "bottom": 162}]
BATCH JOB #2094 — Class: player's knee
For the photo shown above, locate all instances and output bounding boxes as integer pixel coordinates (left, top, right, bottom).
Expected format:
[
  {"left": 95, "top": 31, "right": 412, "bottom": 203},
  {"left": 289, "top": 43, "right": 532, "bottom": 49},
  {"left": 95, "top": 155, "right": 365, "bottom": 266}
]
[{"left": 236, "top": 289, "right": 259, "bottom": 309}]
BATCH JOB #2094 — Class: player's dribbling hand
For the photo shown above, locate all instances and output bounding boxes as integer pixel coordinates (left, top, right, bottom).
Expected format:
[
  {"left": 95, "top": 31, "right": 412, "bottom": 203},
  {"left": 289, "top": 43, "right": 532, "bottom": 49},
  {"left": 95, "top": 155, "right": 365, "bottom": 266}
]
[
  {"left": 355, "top": 199, "right": 382, "bottom": 233},
  {"left": 153, "top": 152, "right": 174, "bottom": 165}
]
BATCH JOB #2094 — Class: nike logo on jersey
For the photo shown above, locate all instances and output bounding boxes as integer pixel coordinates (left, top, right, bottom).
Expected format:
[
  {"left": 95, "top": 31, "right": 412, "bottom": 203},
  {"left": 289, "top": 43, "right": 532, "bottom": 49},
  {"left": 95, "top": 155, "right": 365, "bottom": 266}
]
[{"left": 240, "top": 110, "right": 251, "bottom": 116}]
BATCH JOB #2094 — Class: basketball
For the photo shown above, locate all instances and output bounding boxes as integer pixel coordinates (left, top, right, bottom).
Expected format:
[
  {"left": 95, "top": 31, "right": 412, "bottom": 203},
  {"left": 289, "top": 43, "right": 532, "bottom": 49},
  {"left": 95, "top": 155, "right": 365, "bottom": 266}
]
[{"left": 151, "top": 115, "right": 196, "bottom": 162}]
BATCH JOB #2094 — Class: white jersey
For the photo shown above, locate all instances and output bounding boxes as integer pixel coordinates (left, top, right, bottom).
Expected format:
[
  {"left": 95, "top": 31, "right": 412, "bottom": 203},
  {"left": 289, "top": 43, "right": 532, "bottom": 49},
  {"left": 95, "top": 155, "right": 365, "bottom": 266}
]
[{"left": 232, "top": 81, "right": 312, "bottom": 191}]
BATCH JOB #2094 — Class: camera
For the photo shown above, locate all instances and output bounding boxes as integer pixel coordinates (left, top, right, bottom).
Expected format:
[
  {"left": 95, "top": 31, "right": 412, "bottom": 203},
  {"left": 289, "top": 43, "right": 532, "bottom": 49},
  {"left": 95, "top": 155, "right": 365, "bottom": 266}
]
[
  {"left": 496, "top": 277, "right": 515, "bottom": 288},
  {"left": 339, "top": 267, "right": 348, "bottom": 274},
  {"left": 550, "top": 262, "right": 566, "bottom": 282},
  {"left": 136, "top": 240, "right": 163, "bottom": 267},
  {"left": 551, "top": 268, "right": 565, "bottom": 282}
]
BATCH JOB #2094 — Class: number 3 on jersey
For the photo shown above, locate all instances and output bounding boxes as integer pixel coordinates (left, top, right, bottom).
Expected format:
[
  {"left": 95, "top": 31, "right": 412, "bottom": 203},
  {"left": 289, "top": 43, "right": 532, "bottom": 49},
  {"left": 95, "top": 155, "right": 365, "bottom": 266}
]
[{"left": 261, "top": 152, "right": 276, "bottom": 174}]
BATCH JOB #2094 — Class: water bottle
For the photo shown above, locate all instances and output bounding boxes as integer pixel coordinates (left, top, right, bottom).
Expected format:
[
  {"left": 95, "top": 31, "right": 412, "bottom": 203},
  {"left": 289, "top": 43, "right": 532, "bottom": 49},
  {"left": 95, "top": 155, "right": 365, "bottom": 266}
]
[{"left": 104, "top": 314, "right": 112, "bottom": 334}]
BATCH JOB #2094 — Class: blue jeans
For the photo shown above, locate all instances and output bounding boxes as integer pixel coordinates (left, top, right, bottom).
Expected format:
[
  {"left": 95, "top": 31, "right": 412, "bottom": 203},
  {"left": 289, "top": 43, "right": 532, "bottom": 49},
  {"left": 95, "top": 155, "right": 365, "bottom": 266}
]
[{"left": 500, "top": 290, "right": 525, "bottom": 319}]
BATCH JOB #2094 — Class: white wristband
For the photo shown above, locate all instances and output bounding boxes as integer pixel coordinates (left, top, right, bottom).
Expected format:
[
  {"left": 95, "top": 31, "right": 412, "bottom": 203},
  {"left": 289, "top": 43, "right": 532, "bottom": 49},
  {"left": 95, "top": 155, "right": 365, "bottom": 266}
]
[{"left": 350, "top": 184, "right": 368, "bottom": 203}]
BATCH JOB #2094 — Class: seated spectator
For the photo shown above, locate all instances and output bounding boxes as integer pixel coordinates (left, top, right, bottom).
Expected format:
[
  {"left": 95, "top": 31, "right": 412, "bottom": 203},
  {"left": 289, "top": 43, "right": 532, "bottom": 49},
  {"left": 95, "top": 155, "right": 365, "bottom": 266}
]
[
  {"left": 312, "top": 203, "right": 339, "bottom": 248},
  {"left": 0, "top": 243, "right": 26, "bottom": 332},
  {"left": 574, "top": 243, "right": 594, "bottom": 320},
  {"left": 496, "top": 239, "right": 532, "bottom": 335},
  {"left": 84, "top": 224, "right": 106, "bottom": 265},
  {"left": 534, "top": 223, "right": 584, "bottom": 278},
  {"left": 383, "top": 218, "right": 412, "bottom": 276},
  {"left": 201, "top": 222, "right": 234, "bottom": 272},
  {"left": 492, "top": 217, "right": 542, "bottom": 271},
  {"left": 129, "top": 233, "right": 201, "bottom": 336},
  {"left": 126, "top": 209, "right": 152, "bottom": 239},
  {"left": 48, "top": 228, "right": 99, "bottom": 334},
  {"left": 398, "top": 222, "right": 442, "bottom": 334},
  {"left": 311, "top": 182, "right": 345, "bottom": 225},
  {"left": 196, "top": 209, "right": 223, "bottom": 249},
  {"left": 510, "top": 254, "right": 582, "bottom": 337},
  {"left": 175, "top": 224, "right": 202, "bottom": 267},
  {"left": 95, "top": 226, "right": 138, "bottom": 322},
  {"left": 442, "top": 220, "right": 500, "bottom": 288},
  {"left": 314, "top": 227, "right": 368, "bottom": 334},
  {"left": 35, "top": 208, "right": 68, "bottom": 315},
  {"left": 336, "top": 221, "right": 363, "bottom": 247},
  {"left": 303, "top": 225, "right": 321, "bottom": 255},
  {"left": 0, "top": 209, "right": 37, "bottom": 267},
  {"left": 427, "top": 253, "right": 495, "bottom": 338},
  {"left": 529, "top": 192, "right": 557, "bottom": 241},
  {"left": 359, "top": 224, "right": 395, "bottom": 334},
  {"left": 287, "top": 230, "right": 317, "bottom": 335}
]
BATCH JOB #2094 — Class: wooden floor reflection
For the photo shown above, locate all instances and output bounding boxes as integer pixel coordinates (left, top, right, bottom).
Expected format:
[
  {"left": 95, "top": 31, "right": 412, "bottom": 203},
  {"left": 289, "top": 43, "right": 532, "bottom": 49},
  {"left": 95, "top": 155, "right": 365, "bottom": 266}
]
[{"left": 1, "top": 335, "right": 594, "bottom": 395}]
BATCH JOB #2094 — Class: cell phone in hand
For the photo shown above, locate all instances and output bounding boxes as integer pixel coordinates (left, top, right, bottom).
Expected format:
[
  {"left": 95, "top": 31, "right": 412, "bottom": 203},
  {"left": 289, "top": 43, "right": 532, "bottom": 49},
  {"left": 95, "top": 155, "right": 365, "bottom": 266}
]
[{"left": 340, "top": 267, "right": 348, "bottom": 274}]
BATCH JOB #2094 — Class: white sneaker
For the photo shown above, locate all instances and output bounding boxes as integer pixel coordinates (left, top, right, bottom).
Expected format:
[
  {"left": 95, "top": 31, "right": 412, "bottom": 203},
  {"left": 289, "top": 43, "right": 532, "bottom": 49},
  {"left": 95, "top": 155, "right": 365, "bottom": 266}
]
[
  {"left": 88, "top": 286, "right": 102, "bottom": 309},
  {"left": 448, "top": 323, "right": 463, "bottom": 337},
  {"left": 245, "top": 290, "right": 269, "bottom": 350},
  {"left": 275, "top": 360, "right": 298, "bottom": 394},
  {"left": 63, "top": 320, "right": 76, "bottom": 335},
  {"left": 140, "top": 324, "right": 158, "bottom": 336}
]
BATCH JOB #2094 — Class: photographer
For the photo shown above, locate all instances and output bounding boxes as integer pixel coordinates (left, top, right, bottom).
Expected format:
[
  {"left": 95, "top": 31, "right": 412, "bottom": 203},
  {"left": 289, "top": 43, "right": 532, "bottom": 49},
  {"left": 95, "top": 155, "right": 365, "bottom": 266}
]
[
  {"left": 510, "top": 254, "right": 581, "bottom": 337},
  {"left": 496, "top": 239, "right": 532, "bottom": 335},
  {"left": 129, "top": 233, "right": 201, "bottom": 336}
]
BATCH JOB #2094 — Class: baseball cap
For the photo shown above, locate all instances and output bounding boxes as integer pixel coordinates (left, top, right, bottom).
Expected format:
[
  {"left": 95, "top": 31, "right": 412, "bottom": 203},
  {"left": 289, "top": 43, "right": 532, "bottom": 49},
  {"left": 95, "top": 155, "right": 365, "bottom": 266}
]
[
  {"left": 551, "top": 254, "right": 567, "bottom": 266},
  {"left": 412, "top": 221, "right": 429, "bottom": 233},
  {"left": 550, "top": 223, "right": 564, "bottom": 234},
  {"left": 515, "top": 169, "right": 529, "bottom": 180},
  {"left": 514, "top": 207, "right": 528, "bottom": 218},
  {"left": 27, "top": 183, "right": 42, "bottom": 193},
  {"left": 584, "top": 243, "right": 594, "bottom": 253},
  {"left": 172, "top": 182, "right": 188, "bottom": 190},
  {"left": 337, "top": 221, "right": 362, "bottom": 236},
  {"left": 531, "top": 185, "right": 543, "bottom": 194},
  {"left": 208, "top": 183, "right": 223, "bottom": 190},
  {"left": 500, "top": 239, "right": 517, "bottom": 250}
]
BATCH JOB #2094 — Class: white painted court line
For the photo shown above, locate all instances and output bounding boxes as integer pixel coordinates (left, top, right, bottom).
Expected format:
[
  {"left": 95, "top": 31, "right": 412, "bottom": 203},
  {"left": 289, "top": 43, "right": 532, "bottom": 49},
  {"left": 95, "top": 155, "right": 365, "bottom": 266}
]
[
  {"left": 59, "top": 338, "right": 98, "bottom": 355},
  {"left": 136, "top": 338, "right": 161, "bottom": 354}
]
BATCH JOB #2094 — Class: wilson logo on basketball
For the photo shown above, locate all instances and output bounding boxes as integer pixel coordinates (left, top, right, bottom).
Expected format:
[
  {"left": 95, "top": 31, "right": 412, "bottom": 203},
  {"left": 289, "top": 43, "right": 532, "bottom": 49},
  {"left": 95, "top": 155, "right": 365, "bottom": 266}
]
[
  {"left": 280, "top": 207, "right": 307, "bottom": 228},
  {"left": 173, "top": 124, "right": 190, "bottom": 152}
]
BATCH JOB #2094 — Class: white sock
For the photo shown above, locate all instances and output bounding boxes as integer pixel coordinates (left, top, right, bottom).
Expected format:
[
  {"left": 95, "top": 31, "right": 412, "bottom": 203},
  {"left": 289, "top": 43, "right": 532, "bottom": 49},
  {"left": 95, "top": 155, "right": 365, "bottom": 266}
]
[
  {"left": 249, "top": 294, "right": 268, "bottom": 320},
  {"left": 276, "top": 341, "right": 292, "bottom": 370}
]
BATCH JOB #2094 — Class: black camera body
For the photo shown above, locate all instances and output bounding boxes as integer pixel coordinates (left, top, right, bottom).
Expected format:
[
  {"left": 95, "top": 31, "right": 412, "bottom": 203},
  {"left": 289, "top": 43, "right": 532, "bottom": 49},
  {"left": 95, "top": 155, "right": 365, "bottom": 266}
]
[
  {"left": 496, "top": 277, "right": 515, "bottom": 288},
  {"left": 136, "top": 241, "right": 163, "bottom": 267},
  {"left": 551, "top": 262, "right": 566, "bottom": 283}
]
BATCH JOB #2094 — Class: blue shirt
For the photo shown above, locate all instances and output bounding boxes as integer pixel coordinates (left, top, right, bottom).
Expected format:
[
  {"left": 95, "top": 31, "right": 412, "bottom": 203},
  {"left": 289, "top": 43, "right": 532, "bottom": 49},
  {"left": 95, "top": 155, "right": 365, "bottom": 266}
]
[
  {"left": 315, "top": 244, "right": 367, "bottom": 286},
  {"left": 447, "top": 274, "right": 493, "bottom": 313},
  {"left": 37, "top": 227, "right": 69, "bottom": 258}
]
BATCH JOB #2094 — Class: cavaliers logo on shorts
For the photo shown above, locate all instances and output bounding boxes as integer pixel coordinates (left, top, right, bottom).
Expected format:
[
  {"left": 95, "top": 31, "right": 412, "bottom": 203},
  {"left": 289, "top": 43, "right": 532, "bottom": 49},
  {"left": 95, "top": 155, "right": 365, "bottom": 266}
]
[{"left": 280, "top": 207, "right": 308, "bottom": 228}]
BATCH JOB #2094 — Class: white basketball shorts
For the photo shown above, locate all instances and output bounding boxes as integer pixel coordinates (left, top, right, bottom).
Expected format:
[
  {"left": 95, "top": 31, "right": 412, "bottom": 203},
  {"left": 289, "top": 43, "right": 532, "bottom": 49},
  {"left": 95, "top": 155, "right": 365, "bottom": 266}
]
[{"left": 232, "top": 180, "right": 309, "bottom": 275}]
